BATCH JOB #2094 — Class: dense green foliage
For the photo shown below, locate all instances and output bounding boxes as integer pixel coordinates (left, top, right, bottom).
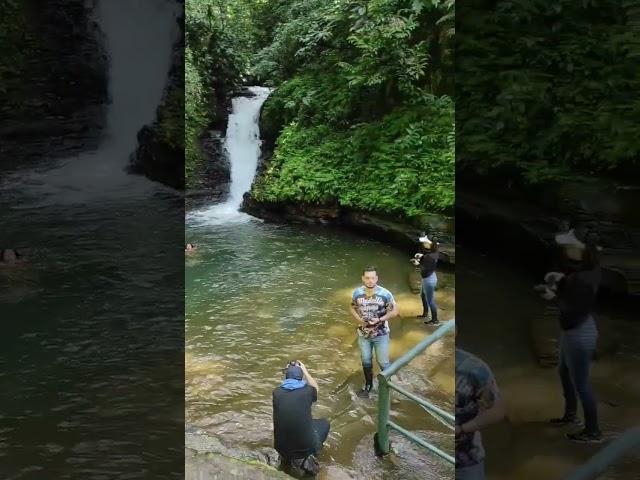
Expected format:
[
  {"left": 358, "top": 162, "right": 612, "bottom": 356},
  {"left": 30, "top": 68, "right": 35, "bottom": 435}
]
[
  {"left": 0, "top": 1, "right": 30, "bottom": 107},
  {"left": 185, "top": 1, "right": 262, "bottom": 179},
  {"left": 251, "top": 0, "right": 455, "bottom": 216},
  {"left": 185, "top": 1, "right": 455, "bottom": 216},
  {"left": 253, "top": 99, "right": 454, "bottom": 216},
  {"left": 458, "top": 0, "right": 640, "bottom": 185}
]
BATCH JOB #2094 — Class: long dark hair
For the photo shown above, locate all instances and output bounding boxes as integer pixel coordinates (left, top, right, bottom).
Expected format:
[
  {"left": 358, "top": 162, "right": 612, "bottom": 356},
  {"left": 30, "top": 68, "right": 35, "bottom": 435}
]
[
  {"left": 429, "top": 237, "right": 440, "bottom": 253},
  {"left": 582, "top": 231, "right": 600, "bottom": 270},
  {"left": 581, "top": 245, "right": 600, "bottom": 271}
]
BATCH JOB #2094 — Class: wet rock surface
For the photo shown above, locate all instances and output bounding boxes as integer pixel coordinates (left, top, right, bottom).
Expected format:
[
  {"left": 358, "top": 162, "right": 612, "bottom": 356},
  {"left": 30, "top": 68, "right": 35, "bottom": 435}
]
[
  {"left": 185, "top": 427, "right": 288, "bottom": 479},
  {"left": 457, "top": 180, "right": 640, "bottom": 296},
  {"left": 185, "top": 130, "right": 230, "bottom": 210},
  {"left": 241, "top": 195, "right": 455, "bottom": 264}
]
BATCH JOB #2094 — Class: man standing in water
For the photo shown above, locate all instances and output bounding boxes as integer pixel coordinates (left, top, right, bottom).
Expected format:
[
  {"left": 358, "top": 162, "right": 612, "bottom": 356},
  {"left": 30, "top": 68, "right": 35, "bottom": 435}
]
[
  {"left": 350, "top": 266, "right": 399, "bottom": 398},
  {"left": 456, "top": 343, "right": 506, "bottom": 479},
  {"left": 272, "top": 361, "right": 330, "bottom": 476}
]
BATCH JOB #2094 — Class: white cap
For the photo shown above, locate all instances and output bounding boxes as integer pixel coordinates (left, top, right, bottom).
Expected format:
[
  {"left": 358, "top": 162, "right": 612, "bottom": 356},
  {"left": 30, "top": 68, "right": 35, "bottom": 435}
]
[
  {"left": 418, "top": 234, "right": 432, "bottom": 245},
  {"left": 555, "top": 229, "right": 585, "bottom": 248}
]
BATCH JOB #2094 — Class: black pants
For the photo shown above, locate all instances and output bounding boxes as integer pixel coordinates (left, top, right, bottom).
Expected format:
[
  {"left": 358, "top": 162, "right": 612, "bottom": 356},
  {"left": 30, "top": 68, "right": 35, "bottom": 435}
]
[
  {"left": 312, "top": 418, "right": 330, "bottom": 453},
  {"left": 280, "top": 418, "right": 330, "bottom": 473}
]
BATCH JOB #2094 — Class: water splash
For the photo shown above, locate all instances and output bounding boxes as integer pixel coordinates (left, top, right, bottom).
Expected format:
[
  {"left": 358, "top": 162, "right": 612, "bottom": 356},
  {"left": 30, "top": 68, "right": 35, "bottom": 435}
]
[{"left": 188, "top": 87, "right": 271, "bottom": 225}]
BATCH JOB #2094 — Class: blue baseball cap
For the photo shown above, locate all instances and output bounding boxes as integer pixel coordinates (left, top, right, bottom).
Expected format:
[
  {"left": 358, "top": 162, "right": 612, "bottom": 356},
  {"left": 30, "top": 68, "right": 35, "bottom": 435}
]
[{"left": 285, "top": 365, "right": 304, "bottom": 380}]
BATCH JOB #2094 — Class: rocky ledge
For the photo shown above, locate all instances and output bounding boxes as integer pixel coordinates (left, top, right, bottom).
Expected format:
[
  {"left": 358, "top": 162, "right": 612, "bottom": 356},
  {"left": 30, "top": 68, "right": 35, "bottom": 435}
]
[
  {"left": 185, "top": 427, "right": 288, "bottom": 480},
  {"left": 456, "top": 179, "right": 640, "bottom": 296},
  {"left": 241, "top": 194, "right": 456, "bottom": 265}
]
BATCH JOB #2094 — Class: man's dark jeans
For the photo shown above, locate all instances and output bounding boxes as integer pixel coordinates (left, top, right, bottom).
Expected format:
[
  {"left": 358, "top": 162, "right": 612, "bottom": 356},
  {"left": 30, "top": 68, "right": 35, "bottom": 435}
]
[{"left": 312, "top": 418, "right": 330, "bottom": 454}]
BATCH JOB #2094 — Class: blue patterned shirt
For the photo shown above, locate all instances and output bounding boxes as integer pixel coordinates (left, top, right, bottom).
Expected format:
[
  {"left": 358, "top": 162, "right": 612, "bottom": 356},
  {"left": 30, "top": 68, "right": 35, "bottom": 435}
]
[
  {"left": 455, "top": 348, "right": 501, "bottom": 467},
  {"left": 351, "top": 285, "right": 395, "bottom": 338}
]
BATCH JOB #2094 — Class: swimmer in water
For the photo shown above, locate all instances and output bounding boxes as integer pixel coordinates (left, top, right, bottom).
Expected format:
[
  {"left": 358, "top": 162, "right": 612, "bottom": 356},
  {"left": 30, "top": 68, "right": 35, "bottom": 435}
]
[
  {"left": 0, "top": 249, "right": 26, "bottom": 267},
  {"left": 185, "top": 243, "right": 198, "bottom": 253}
]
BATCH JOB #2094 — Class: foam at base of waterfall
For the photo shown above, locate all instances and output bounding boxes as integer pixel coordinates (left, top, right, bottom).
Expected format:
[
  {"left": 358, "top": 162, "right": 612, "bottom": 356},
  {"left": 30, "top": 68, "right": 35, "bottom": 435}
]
[{"left": 186, "top": 203, "right": 261, "bottom": 227}]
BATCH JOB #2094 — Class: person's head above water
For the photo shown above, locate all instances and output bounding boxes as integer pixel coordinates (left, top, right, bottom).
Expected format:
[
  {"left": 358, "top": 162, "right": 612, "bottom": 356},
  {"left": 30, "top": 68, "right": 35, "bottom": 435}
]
[
  {"left": 284, "top": 361, "right": 304, "bottom": 381},
  {"left": 0, "top": 249, "right": 18, "bottom": 264},
  {"left": 362, "top": 266, "right": 378, "bottom": 289},
  {"left": 185, "top": 243, "right": 197, "bottom": 252}
]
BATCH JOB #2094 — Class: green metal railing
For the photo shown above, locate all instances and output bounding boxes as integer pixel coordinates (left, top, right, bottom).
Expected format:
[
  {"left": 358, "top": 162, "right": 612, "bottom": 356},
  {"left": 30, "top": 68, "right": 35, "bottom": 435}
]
[
  {"left": 376, "top": 318, "right": 455, "bottom": 463},
  {"left": 565, "top": 426, "right": 640, "bottom": 480}
]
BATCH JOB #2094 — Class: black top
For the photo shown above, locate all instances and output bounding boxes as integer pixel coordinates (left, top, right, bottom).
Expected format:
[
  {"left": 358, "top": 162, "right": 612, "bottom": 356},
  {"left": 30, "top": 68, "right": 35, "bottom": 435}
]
[
  {"left": 556, "top": 271, "right": 598, "bottom": 330},
  {"left": 272, "top": 384, "right": 317, "bottom": 459},
  {"left": 419, "top": 252, "right": 439, "bottom": 278}
]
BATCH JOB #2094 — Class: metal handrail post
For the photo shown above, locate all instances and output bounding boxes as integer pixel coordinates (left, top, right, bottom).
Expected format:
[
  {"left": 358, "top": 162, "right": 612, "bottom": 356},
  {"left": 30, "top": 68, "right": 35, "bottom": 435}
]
[
  {"left": 381, "top": 319, "right": 455, "bottom": 378},
  {"left": 375, "top": 319, "right": 455, "bottom": 459},
  {"left": 377, "top": 374, "right": 391, "bottom": 455}
]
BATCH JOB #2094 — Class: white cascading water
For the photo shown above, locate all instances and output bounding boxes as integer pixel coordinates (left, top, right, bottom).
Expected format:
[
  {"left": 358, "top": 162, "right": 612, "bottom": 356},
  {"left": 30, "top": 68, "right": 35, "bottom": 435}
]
[
  {"left": 3, "top": 0, "right": 179, "bottom": 204},
  {"left": 189, "top": 86, "right": 271, "bottom": 224}
]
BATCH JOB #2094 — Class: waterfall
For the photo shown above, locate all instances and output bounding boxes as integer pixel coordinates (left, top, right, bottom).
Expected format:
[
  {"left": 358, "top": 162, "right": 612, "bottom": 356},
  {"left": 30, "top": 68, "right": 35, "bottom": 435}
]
[
  {"left": 96, "top": 0, "right": 178, "bottom": 167},
  {"left": 3, "top": 0, "right": 179, "bottom": 204},
  {"left": 189, "top": 86, "right": 271, "bottom": 225}
]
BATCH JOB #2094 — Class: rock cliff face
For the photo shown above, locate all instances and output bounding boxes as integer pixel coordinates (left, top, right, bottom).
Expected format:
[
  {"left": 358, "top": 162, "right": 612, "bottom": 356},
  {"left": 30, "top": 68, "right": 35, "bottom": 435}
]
[
  {"left": 457, "top": 179, "right": 640, "bottom": 296},
  {"left": 241, "top": 194, "right": 456, "bottom": 264},
  {"left": 0, "top": 0, "right": 108, "bottom": 168}
]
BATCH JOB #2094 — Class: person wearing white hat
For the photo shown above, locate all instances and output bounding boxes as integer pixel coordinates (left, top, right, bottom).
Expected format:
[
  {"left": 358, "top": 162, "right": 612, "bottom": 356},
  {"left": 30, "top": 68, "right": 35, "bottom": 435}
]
[
  {"left": 536, "top": 244, "right": 603, "bottom": 443},
  {"left": 410, "top": 234, "right": 440, "bottom": 325}
]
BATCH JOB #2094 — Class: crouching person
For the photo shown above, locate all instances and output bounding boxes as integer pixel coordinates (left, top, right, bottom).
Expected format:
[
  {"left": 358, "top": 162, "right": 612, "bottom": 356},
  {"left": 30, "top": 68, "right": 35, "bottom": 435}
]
[{"left": 273, "top": 360, "right": 330, "bottom": 477}]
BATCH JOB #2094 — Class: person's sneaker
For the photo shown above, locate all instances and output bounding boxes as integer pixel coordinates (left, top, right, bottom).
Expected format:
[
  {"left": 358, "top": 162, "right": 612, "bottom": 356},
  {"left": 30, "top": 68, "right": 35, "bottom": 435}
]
[
  {"left": 567, "top": 429, "right": 603, "bottom": 443},
  {"left": 426, "top": 319, "right": 440, "bottom": 326},
  {"left": 549, "top": 415, "right": 582, "bottom": 427},
  {"left": 356, "top": 385, "right": 372, "bottom": 399},
  {"left": 417, "top": 313, "right": 427, "bottom": 318}
]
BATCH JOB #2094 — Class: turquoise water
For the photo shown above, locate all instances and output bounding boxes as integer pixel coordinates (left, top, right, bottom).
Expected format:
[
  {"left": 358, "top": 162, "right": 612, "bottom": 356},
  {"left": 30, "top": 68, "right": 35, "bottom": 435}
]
[{"left": 185, "top": 215, "right": 456, "bottom": 479}]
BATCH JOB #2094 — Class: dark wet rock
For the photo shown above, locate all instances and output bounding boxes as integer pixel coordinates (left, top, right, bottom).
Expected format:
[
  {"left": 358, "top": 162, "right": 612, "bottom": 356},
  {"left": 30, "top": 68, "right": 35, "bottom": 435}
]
[
  {"left": 457, "top": 180, "right": 640, "bottom": 296},
  {"left": 184, "top": 84, "right": 238, "bottom": 208},
  {"left": 185, "top": 130, "right": 230, "bottom": 210},
  {"left": 236, "top": 87, "right": 258, "bottom": 98},
  {"left": 0, "top": 0, "right": 107, "bottom": 169},
  {"left": 241, "top": 194, "right": 455, "bottom": 265},
  {"left": 129, "top": 122, "right": 184, "bottom": 190},
  {"left": 129, "top": 2, "right": 184, "bottom": 190}
]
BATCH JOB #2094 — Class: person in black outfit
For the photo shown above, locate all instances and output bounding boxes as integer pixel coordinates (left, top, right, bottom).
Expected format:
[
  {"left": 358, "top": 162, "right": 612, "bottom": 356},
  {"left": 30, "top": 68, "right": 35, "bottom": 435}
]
[
  {"left": 272, "top": 361, "right": 330, "bottom": 475},
  {"left": 411, "top": 234, "right": 440, "bottom": 325},
  {"left": 537, "top": 243, "right": 602, "bottom": 443}
]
